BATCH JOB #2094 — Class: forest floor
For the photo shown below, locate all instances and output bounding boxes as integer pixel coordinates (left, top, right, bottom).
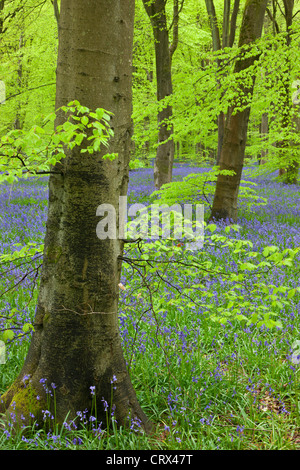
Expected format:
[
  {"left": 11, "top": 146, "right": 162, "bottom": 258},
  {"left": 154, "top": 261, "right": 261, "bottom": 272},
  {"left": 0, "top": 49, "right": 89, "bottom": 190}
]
[{"left": 0, "top": 164, "right": 299, "bottom": 450}]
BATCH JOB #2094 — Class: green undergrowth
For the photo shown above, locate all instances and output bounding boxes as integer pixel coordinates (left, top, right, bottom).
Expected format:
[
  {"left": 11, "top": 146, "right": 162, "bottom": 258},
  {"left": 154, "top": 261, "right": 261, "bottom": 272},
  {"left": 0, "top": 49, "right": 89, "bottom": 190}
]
[{"left": 0, "top": 169, "right": 300, "bottom": 450}]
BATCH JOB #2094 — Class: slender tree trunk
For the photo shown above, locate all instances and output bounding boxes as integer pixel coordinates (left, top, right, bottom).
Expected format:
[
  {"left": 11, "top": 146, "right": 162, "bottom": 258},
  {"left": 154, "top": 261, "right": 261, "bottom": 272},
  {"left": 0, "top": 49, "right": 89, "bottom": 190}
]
[
  {"left": 205, "top": 0, "right": 221, "bottom": 52},
  {"left": 258, "top": 13, "right": 274, "bottom": 166},
  {"left": 268, "top": 0, "right": 297, "bottom": 182},
  {"left": 260, "top": 112, "right": 269, "bottom": 164},
  {"left": 143, "top": 68, "right": 153, "bottom": 160},
  {"left": 52, "top": 0, "right": 60, "bottom": 25},
  {"left": 217, "top": 111, "right": 226, "bottom": 165},
  {"left": 229, "top": 0, "right": 240, "bottom": 48},
  {"left": 210, "top": 0, "right": 268, "bottom": 222},
  {"left": 0, "top": 0, "right": 4, "bottom": 34},
  {"left": 0, "top": 1, "right": 6, "bottom": 106},
  {"left": 14, "top": 31, "right": 26, "bottom": 130},
  {"left": 222, "top": 0, "right": 231, "bottom": 48},
  {"left": 290, "top": 82, "right": 300, "bottom": 182},
  {"left": 277, "top": 0, "right": 298, "bottom": 184},
  {"left": 0, "top": 0, "right": 152, "bottom": 432},
  {"left": 169, "top": 0, "right": 180, "bottom": 61},
  {"left": 205, "top": 0, "right": 222, "bottom": 165},
  {"left": 142, "top": 0, "right": 175, "bottom": 189},
  {"left": 219, "top": 0, "right": 240, "bottom": 166}
]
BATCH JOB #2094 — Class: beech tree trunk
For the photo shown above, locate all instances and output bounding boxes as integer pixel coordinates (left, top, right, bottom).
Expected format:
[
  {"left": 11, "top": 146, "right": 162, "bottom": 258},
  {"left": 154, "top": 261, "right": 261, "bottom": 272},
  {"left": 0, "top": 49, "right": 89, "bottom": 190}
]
[
  {"left": 14, "top": 31, "right": 27, "bottom": 130},
  {"left": 290, "top": 87, "right": 300, "bottom": 182},
  {"left": 0, "top": 0, "right": 152, "bottom": 432},
  {"left": 52, "top": 0, "right": 60, "bottom": 25},
  {"left": 0, "top": 1, "right": 4, "bottom": 35},
  {"left": 210, "top": 0, "right": 268, "bottom": 222},
  {"left": 277, "top": 0, "right": 298, "bottom": 184},
  {"left": 142, "top": 0, "right": 175, "bottom": 189},
  {"left": 205, "top": 0, "right": 240, "bottom": 165},
  {"left": 259, "top": 112, "right": 269, "bottom": 164}
]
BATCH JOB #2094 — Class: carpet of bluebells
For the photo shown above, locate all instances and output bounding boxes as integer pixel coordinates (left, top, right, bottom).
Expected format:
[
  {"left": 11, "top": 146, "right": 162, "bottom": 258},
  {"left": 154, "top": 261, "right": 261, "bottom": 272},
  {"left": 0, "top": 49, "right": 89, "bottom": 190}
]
[{"left": 0, "top": 164, "right": 299, "bottom": 450}]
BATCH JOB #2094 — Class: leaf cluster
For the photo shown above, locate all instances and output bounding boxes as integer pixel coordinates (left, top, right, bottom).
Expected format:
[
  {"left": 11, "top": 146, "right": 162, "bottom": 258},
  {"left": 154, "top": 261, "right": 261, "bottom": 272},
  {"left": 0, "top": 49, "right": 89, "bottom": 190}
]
[{"left": 0, "top": 101, "right": 116, "bottom": 184}]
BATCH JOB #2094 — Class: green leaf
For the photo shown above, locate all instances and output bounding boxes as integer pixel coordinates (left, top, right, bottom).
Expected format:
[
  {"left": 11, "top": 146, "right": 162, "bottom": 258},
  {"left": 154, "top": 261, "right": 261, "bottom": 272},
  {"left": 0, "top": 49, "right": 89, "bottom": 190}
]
[
  {"left": 2, "top": 330, "right": 15, "bottom": 342},
  {"left": 22, "top": 323, "right": 34, "bottom": 333},
  {"left": 75, "top": 133, "right": 85, "bottom": 146},
  {"left": 287, "top": 288, "right": 296, "bottom": 299},
  {"left": 81, "top": 116, "right": 89, "bottom": 126},
  {"left": 96, "top": 108, "right": 105, "bottom": 120},
  {"left": 206, "top": 224, "right": 217, "bottom": 233}
]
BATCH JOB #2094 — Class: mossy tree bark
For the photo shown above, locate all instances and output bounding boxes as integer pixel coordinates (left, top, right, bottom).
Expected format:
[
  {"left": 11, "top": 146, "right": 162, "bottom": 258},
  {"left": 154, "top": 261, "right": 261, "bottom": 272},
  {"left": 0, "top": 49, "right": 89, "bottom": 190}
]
[
  {"left": 0, "top": 0, "right": 152, "bottom": 433},
  {"left": 210, "top": 0, "right": 268, "bottom": 222}
]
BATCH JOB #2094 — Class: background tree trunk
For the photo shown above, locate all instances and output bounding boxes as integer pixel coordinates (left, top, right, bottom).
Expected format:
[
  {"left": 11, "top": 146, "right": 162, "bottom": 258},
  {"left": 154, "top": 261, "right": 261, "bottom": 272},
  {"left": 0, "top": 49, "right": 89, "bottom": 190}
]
[
  {"left": 0, "top": 1, "right": 5, "bottom": 34},
  {"left": 0, "top": 0, "right": 152, "bottom": 432},
  {"left": 14, "top": 29, "right": 29, "bottom": 130},
  {"left": 52, "top": 0, "right": 60, "bottom": 25},
  {"left": 205, "top": 0, "right": 240, "bottom": 165},
  {"left": 260, "top": 111, "right": 269, "bottom": 164},
  {"left": 277, "top": 0, "right": 298, "bottom": 184},
  {"left": 142, "top": 0, "right": 175, "bottom": 189},
  {"left": 290, "top": 80, "right": 300, "bottom": 182},
  {"left": 210, "top": 0, "right": 268, "bottom": 222}
]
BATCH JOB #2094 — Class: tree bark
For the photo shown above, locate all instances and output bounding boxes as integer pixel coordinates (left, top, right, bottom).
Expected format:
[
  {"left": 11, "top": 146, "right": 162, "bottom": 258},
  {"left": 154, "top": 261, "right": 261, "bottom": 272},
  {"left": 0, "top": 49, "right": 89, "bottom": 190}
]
[
  {"left": 0, "top": 0, "right": 152, "bottom": 433},
  {"left": 205, "top": 0, "right": 221, "bottom": 52},
  {"left": 210, "top": 0, "right": 268, "bottom": 222},
  {"left": 277, "top": 0, "right": 298, "bottom": 184},
  {"left": 205, "top": 0, "right": 241, "bottom": 165},
  {"left": 259, "top": 112, "right": 269, "bottom": 164},
  {"left": 14, "top": 30, "right": 28, "bottom": 130},
  {"left": 0, "top": 1, "right": 4, "bottom": 35},
  {"left": 169, "top": 0, "right": 181, "bottom": 61},
  {"left": 52, "top": 0, "right": 60, "bottom": 26},
  {"left": 219, "top": 0, "right": 240, "bottom": 165},
  {"left": 222, "top": 0, "right": 231, "bottom": 48},
  {"left": 142, "top": 0, "right": 175, "bottom": 189},
  {"left": 205, "top": 0, "right": 222, "bottom": 165},
  {"left": 290, "top": 81, "right": 300, "bottom": 183},
  {"left": 229, "top": 0, "right": 240, "bottom": 48}
]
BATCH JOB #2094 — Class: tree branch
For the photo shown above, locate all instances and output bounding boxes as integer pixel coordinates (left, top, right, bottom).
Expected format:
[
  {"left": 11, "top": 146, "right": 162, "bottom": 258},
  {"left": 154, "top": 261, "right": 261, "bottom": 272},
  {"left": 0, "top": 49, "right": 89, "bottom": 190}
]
[
  {"left": 0, "top": 82, "right": 56, "bottom": 105},
  {"left": 169, "top": 0, "right": 182, "bottom": 61},
  {"left": 222, "top": 0, "right": 231, "bottom": 48},
  {"left": 229, "top": 0, "right": 240, "bottom": 47},
  {"left": 266, "top": 7, "right": 280, "bottom": 34},
  {"left": 205, "top": 0, "right": 221, "bottom": 53},
  {"left": 51, "top": 0, "right": 60, "bottom": 25}
]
